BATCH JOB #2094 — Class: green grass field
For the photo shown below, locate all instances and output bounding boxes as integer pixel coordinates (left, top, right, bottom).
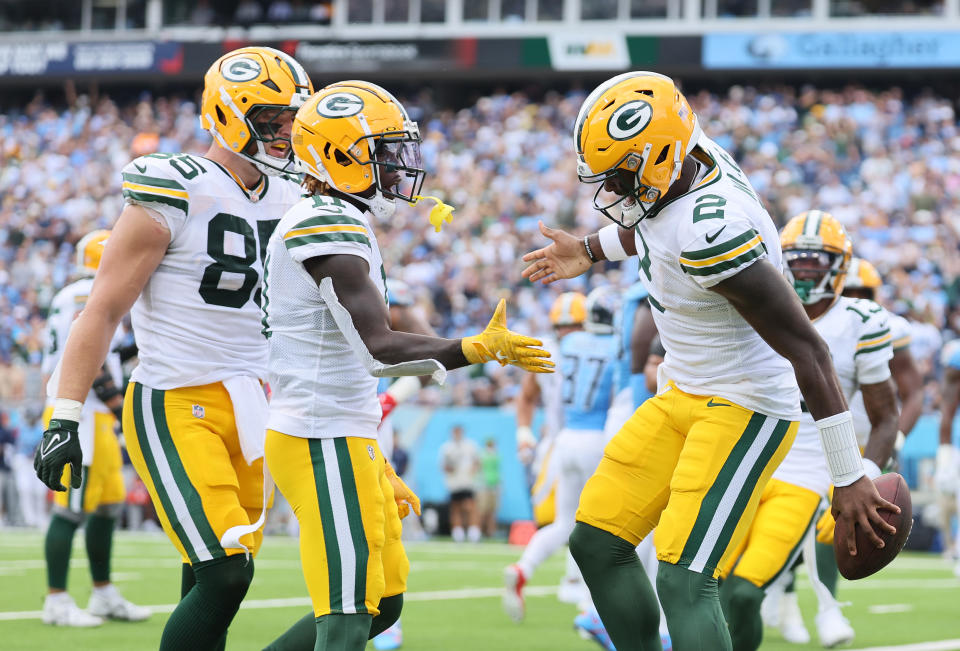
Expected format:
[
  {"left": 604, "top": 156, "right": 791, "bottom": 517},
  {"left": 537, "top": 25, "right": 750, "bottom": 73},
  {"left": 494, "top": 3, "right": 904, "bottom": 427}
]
[{"left": 1, "top": 529, "right": 959, "bottom": 650}]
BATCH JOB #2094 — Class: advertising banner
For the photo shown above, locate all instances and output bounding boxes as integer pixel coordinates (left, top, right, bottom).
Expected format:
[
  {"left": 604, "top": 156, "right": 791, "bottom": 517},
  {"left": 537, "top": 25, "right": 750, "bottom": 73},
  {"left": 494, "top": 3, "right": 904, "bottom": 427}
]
[
  {"left": 703, "top": 31, "right": 960, "bottom": 69},
  {"left": 0, "top": 41, "right": 184, "bottom": 76}
]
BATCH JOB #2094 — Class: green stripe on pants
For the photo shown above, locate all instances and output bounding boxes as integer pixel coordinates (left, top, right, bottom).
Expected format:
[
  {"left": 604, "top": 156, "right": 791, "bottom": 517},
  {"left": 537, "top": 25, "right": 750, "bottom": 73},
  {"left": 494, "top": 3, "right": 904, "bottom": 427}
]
[
  {"left": 334, "top": 438, "right": 369, "bottom": 614},
  {"left": 310, "top": 439, "right": 344, "bottom": 613}
]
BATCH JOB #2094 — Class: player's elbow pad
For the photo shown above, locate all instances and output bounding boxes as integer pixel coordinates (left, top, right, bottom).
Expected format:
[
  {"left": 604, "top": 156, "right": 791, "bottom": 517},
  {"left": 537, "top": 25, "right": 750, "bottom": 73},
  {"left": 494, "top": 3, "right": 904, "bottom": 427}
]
[{"left": 317, "top": 277, "right": 447, "bottom": 384}]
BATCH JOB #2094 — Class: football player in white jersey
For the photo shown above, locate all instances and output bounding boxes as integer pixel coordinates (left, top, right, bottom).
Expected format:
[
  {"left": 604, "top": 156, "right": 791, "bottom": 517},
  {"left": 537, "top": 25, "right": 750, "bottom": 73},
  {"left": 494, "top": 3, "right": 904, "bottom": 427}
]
[
  {"left": 504, "top": 287, "right": 618, "bottom": 622},
  {"left": 34, "top": 47, "right": 313, "bottom": 651},
  {"left": 261, "top": 80, "right": 551, "bottom": 651},
  {"left": 522, "top": 71, "right": 898, "bottom": 651},
  {"left": 39, "top": 230, "right": 150, "bottom": 627},
  {"left": 718, "top": 212, "right": 899, "bottom": 651}
]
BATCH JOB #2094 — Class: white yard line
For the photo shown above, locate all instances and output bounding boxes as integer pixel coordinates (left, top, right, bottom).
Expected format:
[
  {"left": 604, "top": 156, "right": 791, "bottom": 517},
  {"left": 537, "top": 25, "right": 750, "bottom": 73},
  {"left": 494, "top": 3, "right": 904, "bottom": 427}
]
[
  {"left": 853, "top": 640, "right": 960, "bottom": 651},
  {"left": 0, "top": 585, "right": 558, "bottom": 621},
  {"left": 867, "top": 604, "right": 914, "bottom": 614}
]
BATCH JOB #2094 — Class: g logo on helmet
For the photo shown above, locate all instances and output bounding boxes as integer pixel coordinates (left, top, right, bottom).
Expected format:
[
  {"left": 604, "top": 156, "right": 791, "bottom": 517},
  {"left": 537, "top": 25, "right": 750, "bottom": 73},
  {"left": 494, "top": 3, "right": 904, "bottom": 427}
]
[
  {"left": 607, "top": 100, "right": 653, "bottom": 141},
  {"left": 317, "top": 92, "right": 364, "bottom": 119},
  {"left": 222, "top": 56, "right": 262, "bottom": 82}
]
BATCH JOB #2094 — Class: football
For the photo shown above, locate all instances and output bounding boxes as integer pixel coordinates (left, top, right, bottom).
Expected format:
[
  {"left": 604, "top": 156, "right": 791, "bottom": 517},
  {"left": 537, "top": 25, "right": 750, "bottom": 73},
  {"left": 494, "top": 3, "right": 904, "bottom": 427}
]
[{"left": 834, "top": 473, "right": 913, "bottom": 580}]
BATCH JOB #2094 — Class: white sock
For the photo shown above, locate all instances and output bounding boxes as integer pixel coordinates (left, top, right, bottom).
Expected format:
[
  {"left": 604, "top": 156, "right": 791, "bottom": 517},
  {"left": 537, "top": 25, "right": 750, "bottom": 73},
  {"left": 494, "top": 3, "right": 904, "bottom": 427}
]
[
  {"left": 467, "top": 525, "right": 481, "bottom": 542},
  {"left": 452, "top": 526, "right": 465, "bottom": 542},
  {"left": 92, "top": 584, "right": 114, "bottom": 596}
]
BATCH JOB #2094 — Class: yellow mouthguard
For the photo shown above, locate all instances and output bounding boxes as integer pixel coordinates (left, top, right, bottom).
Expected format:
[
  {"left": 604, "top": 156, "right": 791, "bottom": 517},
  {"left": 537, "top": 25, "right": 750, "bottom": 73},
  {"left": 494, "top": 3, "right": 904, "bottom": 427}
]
[{"left": 410, "top": 195, "right": 455, "bottom": 233}]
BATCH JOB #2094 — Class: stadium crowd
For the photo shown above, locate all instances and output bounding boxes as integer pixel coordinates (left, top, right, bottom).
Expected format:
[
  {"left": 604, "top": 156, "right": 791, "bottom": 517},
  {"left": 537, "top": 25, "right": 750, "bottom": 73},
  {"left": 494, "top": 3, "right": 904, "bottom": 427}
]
[{"left": 0, "top": 83, "right": 958, "bottom": 475}]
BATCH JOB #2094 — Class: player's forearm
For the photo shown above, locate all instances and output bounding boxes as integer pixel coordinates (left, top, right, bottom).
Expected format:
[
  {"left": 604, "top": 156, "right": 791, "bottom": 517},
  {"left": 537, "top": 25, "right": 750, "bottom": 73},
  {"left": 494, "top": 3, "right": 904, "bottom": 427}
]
[
  {"left": 516, "top": 396, "right": 534, "bottom": 427},
  {"left": 940, "top": 373, "right": 960, "bottom": 444},
  {"left": 56, "top": 310, "right": 122, "bottom": 403},
  {"left": 863, "top": 411, "right": 899, "bottom": 469},
  {"left": 898, "top": 387, "right": 924, "bottom": 437},
  {"left": 587, "top": 225, "right": 639, "bottom": 263},
  {"left": 791, "top": 344, "right": 849, "bottom": 420},
  {"left": 366, "top": 330, "right": 469, "bottom": 372}
]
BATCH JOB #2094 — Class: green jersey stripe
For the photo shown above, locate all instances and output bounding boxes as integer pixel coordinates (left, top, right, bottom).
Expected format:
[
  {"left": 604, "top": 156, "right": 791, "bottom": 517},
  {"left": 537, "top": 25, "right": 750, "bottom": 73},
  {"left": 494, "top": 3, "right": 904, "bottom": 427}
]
[
  {"left": 704, "top": 418, "right": 792, "bottom": 572},
  {"left": 858, "top": 329, "right": 890, "bottom": 341},
  {"left": 855, "top": 342, "right": 892, "bottom": 356},
  {"left": 648, "top": 294, "right": 665, "bottom": 313},
  {"left": 122, "top": 189, "right": 188, "bottom": 214},
  {"left": 309, "top": 439, "right": 344, "bottom": 613},
  {"left": 293, "top": 214, "right": 366, "bottom": 230},
  {"left": 759, "top": 499, "right": 818, "bottom": 590},
  {"left": 681, "top": 245, "right": 764, "bottom": 276},
  {"left": 149, "top": 388, "right": 225, "bottom": 560},
  {"left": 680, "top": 229, "right": 760, "bottom": 262},
  {"left": 130, "top": 384, "right": 201, "bottom": 564},
  {"left": 680, "top": 412, "right": 766, "bottom": 567},
  {"left": 284, "top": 232, "right": 371, "bottom": 250},
  {"left": 334, "top": 438, "right": 370, "bottom": 614},
  {"left": 121, "top": 172, "right": 186, "bottom": 191}
]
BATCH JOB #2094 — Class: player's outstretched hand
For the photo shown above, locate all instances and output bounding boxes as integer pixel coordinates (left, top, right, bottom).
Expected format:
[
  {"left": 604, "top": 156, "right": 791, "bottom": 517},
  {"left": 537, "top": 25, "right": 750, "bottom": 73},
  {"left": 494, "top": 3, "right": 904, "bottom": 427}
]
[
  {"left": 832, "top": 475, "right": 900, "bottom": 556},
  {"left": 385, "top": 461, "right": 420, "bottom": 519},
  {"left": 34, "top": 419, "right": 83, "bottom": 491},
  {"left": 462, "top": 299, "right": 554, "bottom": 373},
  {"left": 521, "top": 221, "right": 593, "bottom": 285}
]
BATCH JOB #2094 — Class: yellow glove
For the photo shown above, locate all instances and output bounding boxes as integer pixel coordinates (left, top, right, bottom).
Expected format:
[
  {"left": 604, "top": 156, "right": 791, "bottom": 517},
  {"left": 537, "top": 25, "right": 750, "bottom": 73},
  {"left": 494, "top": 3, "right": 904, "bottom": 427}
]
[
  {"left": 816, "top": 485, "right": 836, "bottom": 544},
  {"left": 410, "top": 195, "right": 455, "bottom": 233},
  {"left": 461, "top": 299, "right": 554, "bottom": 373},
  {"left": 385, "top": 461, "right": 420, "bottom": 519}
]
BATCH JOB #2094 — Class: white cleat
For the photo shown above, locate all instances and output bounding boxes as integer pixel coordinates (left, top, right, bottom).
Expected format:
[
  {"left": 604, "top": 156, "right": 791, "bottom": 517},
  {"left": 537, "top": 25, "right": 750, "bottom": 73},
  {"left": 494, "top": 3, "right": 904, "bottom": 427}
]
[
  {"left": 557, "top": 576, "right": 588, "bottom": 605},
  {"left": 780, "top": 592, "right": 810, "bottom": 644},
  {"left": 87, "top": 585, "right": 151, "bottom": 622},
  {"left": 816, "top": 605, "right": 854, "bottom": 648},
  {"left": 42, "top": 593, "right": 104, "bottom": 627},
  {"left": 761, "top": 588, "right": 782, "bottom": 628},
  {"left": 502, "top": 564, "right": 526, "bottom": 623}
]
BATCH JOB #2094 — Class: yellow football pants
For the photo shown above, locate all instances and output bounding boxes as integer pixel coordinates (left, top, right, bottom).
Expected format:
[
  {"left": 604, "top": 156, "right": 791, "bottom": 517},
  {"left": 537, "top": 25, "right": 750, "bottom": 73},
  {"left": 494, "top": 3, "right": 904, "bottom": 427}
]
[
  {"left": 577, "top": 382, "right": 797, "bottom": 578},
  {"left": 45, "top": 407, "right": 125, "bottom": 515},
  {"left": 719, "top": 478, "right": 821, "bottom": 588},
  {"left": 123, "top": 381, "right": 267, "bottom": 564},
  {"left": 266, "top": 430, "right": 409, "bottom": 618},
  {"left": 531, "top": 441, "right": 557, "bottom": 527}
]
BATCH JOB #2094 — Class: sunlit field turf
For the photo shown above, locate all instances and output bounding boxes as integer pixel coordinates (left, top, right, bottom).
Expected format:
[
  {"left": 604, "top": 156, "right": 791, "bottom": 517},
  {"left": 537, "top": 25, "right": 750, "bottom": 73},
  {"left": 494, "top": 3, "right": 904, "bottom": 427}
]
[{"left": 1, "top": 529, "right": 959, "bottom": 650}]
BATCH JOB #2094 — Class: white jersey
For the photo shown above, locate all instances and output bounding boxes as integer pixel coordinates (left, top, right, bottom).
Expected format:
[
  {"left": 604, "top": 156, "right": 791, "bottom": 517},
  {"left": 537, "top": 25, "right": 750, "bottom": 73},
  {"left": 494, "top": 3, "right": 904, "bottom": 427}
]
[
  {"left": 774, "top": 297, "right": 893, "bottom": 494},
  {"left": 850, "top": 312, "right": 911, "bottom": 445},
  {"left": 43, "top": 277, "right": 124, "bottom": 415},
  {"left": 121, "top": 153, "right": 302, "bottom": 389},
  {"left": 536, "top": 335, "right": 564, "bottom": 438},
  {"left": 636, "top": 137, "right": 800, "bottom": 420},
  {"left": 263, "top": 194, "right": 387, "bottom": 439}
]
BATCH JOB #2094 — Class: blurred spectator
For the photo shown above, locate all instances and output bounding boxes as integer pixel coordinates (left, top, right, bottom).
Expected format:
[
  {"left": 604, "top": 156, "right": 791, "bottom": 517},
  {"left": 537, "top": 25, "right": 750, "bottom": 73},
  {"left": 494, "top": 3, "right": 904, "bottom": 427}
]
[
  {"left": 267, "top": 0, "right": 294, "bottom": 22},
  {"left": 13, "top": 407, "right": 45, "bottom": 527},
  {"left": 478, "top": 437, "right": 501, "bottom": 538},
  {"left": 309, "top": 1, "right": 333, "bottom": 23},
  {"left": 234, "top": 0, "right": 264, "bottom": 26},
  {"left": 189, "top": 0, "right": 216, "bottom": 25},
  {"left": 0, "top": 411, "right": 21, "bottom": 526},
  {"left": 439, "top": 424, "right": 481, "bottom": 542}
]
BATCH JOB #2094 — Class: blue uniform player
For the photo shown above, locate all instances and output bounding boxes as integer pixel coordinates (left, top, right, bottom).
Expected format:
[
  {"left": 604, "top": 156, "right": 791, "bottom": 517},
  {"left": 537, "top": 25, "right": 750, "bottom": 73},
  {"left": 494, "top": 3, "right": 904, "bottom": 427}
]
[
  {"left": 605, "top": 281, "right": 654, "bottom": 442},
  {"left": 504, "top": 286, "right": 620, "bottom": 622}
]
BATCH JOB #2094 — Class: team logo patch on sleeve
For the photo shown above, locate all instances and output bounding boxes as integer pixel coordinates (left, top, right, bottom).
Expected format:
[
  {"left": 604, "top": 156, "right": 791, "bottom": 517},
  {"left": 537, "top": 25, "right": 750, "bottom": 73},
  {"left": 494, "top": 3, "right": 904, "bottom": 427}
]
[
  {"left": 607, "top": 100, "right": 653, "bottom": 141},
  {"left": 222, "top": 56, "right": 262, "bottom": 82},
  {"left": 316, "top": 92, "right": 364, "bottom": 118}
]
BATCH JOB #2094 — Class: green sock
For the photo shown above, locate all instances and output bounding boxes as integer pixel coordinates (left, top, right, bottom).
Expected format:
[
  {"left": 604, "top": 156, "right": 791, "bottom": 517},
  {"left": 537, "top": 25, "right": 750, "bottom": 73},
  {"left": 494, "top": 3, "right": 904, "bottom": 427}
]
[
  {"left": 657, "top": 561, "right": 732, "bottom": 651},
  {"left": 815, "top": 541, "right": 839, "bottom": 596},
  {"left": 719, "top": 575, "right": 765, "bottom": 651},
  {"left": 263, "top": 612, "right": 316, "bottom": 651},
  {"left": 314, "top": 613, "right": 371, "bottom": 651},
  {"left": 569, "top": 523, "right": 661, "bottom": 651},
  {"left": 159, "top": 555, "right": 254, "bottom": 651},
  {"left": 85, "top": 514, "right": 115, "bottom": 584},
  {"left": 45, "top": 514, "right": 79, "bottom": 590},
  {"left": 369, "top": 594, "right": 403, "bottom": 639}
]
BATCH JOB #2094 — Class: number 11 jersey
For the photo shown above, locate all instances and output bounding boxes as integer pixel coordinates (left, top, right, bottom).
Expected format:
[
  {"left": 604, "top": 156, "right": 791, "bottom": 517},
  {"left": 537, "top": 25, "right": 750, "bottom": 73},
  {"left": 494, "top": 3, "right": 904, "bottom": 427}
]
[{"left": 121, "top": 153, "right": 303, "bottom": 389}]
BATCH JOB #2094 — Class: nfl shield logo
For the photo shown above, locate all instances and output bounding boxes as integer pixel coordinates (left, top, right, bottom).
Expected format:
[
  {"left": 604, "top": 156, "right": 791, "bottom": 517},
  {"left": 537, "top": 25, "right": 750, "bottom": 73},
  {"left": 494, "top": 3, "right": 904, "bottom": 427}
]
[
  {"left": 192, "top": 404, "right": 205, "bottom": 419},
  {"left": 367, "top": 445, "right": 375, "bottom": 460}
]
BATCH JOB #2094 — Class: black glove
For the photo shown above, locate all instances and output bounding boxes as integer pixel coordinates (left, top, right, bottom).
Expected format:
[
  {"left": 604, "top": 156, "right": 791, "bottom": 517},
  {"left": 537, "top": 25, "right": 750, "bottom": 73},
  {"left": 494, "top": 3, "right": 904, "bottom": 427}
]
[{"left": 34, "top": 419, "right": 82, "bottom": 491}]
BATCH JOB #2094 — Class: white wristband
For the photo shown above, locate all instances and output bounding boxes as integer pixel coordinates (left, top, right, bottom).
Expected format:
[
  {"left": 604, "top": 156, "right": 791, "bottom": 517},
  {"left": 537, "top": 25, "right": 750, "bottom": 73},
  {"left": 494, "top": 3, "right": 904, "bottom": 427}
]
[
  {"left": 51, "top": 398, "right": 84, "bottom": 423},
  {"left": 597, "top": 224, "right": 629, "bottom": 262},
  {"left": 385, "top": 375, "right": 421, "bottom": 404},
  {"left": 516, "top": 425, "right": 536, "bottom": 448},
  {"left": 863, "top": 458, "right": 882, "bottom": 480},
  {"left": 816, "top": 411, "right": 865, "bottom": 487}
]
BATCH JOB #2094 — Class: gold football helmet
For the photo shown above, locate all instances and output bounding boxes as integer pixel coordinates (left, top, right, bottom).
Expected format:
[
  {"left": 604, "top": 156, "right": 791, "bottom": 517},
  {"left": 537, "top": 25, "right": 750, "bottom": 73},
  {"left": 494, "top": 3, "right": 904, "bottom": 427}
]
[
  {"left": 843, "top": 257, "right": 882, "bottom": 299},
  {"left": 291, "top": 80, "right": 425, "bottom": 219},
  {"left": 549, "top": 292, "right": 587, "bottom": 328},
  {"left": 75, "top": 230, "right": 110, "bottom": 277},
  {"left": 780, "top": 210, "right": 853, "bottom": 305},
  {"left": 574, "top": 72, "right": 701, "bottom": 228},
  {"left": 200, "top": 46, "right": 312, "bottom": 176}
]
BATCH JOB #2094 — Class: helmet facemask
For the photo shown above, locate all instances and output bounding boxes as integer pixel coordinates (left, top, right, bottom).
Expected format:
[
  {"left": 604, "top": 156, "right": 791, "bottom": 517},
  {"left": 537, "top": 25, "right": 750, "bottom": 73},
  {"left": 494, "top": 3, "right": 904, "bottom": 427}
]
[
  {"left": 783, "top": 250, "right": 847, "bottom": 305},
  {"left": 242, "top": 104, "right": 300, "bottom": 176},
  {"left": 578, "top": 143, "right": 674, "bottom": 229},
  {"left": 346, "top": 121, "right": 426, "bottom": 219}
]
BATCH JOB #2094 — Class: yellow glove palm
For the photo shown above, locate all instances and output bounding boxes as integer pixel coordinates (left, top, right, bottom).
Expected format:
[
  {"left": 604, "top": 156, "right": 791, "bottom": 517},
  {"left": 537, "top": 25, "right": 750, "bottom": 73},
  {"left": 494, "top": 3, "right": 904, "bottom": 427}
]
[
  {"left": 385, "top": 461, "right": 420, "bottom": 520},
  {"left": 816, "top": 485, "right": 836, "bottom": 544},
  {"left": 461, "top": 299, "right": 554, "bottom": 373}
]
